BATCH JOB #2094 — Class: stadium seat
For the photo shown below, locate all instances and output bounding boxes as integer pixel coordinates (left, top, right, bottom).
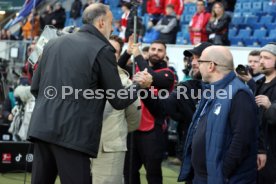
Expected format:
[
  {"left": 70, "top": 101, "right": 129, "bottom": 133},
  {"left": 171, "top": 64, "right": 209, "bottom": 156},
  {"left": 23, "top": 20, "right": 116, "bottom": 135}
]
[
  {"left": 243, "top": 29, "right": 267, "bottom": 46},
  {"left": 265, "top": 23, "right": 276, "bottom": 31},
  {"left": 183, "top": 15, "right": 193, "bottom": 24},
  {"left": 243, "top": 16, "right": 259, "bottom": 26},
  {"left": 259, "top": 15, "right": 274, "bottom": 24},
  {"left": 242, "top": 2, "right": 252, "bottom": 11},
  {"left": 252, "top": 2, "right": 262, "bottom": 12},
  {"left": 228, "top": 28, "right": 238, "bottom": 38},
  {"left": 268, "top": 29, "right": 276, "bottom": 39},
  {"left": 176, "top": 35, "right": 184, "bottom": 44},
  {"left": 260, "top": 38, "right": 275, "bottom": 46},
  {"left": 231, "top": 16, "right": 244, "bottom": 26},
  {"left": 235, "top": 29, "right": 252, "bottom": 41},
  {"left": 230, "top": 37, "right": 243, "bottom": 46},
  {"left": 235, "top": 3, "right": 242, "bottom": 12},
  {"left": 267, "top": 3, "right": 276, "bottom": 14},
  {"left": 186, "top": 3, "right": 196, "bottom": 14}
]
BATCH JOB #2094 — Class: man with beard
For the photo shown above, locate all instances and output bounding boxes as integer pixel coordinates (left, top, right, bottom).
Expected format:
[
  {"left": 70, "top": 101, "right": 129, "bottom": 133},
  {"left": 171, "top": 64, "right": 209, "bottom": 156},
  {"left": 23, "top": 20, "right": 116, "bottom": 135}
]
[
  {"left": 255, "top": 43, "right": 276, "bottom": 184},
  {"left": 124, "top": 40, "right": 175, "bottom": 184},
  {"left": 131, "top": 42, "right": 212, "bottom": 184}
]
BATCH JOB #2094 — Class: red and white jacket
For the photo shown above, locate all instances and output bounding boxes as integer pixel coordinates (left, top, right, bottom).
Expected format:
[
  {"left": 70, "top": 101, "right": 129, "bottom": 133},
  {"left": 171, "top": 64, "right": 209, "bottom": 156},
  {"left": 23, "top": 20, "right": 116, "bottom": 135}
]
[{"left": 146, "top": 0, "right": 166, "bottom": 15}]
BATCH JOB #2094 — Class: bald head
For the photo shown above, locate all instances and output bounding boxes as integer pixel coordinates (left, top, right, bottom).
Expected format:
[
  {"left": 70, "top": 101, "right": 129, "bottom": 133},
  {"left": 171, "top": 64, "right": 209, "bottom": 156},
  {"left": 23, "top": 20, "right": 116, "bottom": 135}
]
[
  {"left": 82, "top": 3, "right": 109, "bottom": 25},
  {"left": 202, "top": 46, "right": 234, "bottom": 72}
]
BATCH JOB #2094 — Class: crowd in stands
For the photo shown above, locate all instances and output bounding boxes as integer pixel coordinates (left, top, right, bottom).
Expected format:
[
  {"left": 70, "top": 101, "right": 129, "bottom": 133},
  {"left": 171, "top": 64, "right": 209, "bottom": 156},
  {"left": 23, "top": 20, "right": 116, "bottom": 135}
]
[
  {"left": 0, "top": 0, "right": 235, "bottom": 45},
  {"left": 2, "top": 0, "right": 276, "bottom": 46}
]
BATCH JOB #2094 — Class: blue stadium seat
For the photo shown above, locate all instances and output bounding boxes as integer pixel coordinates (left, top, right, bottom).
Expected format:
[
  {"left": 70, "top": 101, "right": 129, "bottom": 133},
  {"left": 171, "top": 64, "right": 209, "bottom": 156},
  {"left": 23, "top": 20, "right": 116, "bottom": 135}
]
[
  {"left": 230, "top": 37, "right": 243, "bottom": 46},
  {"left": 252, "top": 2, "right": 262, "bottom": 12},
  {"left": 181, "top": 25, "right": 189, "bottom": 34},
  {"left": 186, "top": 3, "right": 196, "bottom": 14},
  {"left": 236, "top": 28, "right": 252, "bottom": 39},
  {"left": 176, "top": 35, "right": 184, "bottom": 44},
  {"left": 109, "top": 0, "right": 120, "bottom": 7},
  {"left": 237, "top": 0, "right": 251, "bottom": 2},
  {"left": 183, "top": 32, "right": 190, "bottom": 44},
  {"left": 231, "top": 16, "right": 244, "bottom": 26},
  {"left": 244, "top": 16, "right": 259, "bottom": 26},
  {"left": 143, "top": 14, "right": 149, "bottom": 27},
  {"left": 242, "top": 12, "right": 254, "bottom": 17},
  {"left": 258, "top": 29, "right": 276, "bottom": 46},
  {"left": 244, "top": 29, "right": 267, "bottom": 46},
  {"left": 183, "top": 15, "right": 193, "bottom": 24},
  {"left": 267, "top": 3, "right": 276, "bottom": 13},
  {"left": 259, "top": 15, "right": 274, "bottom": 24},
  {"left": 235, "top": 3, "right": 242, "bottom": 12},
  {"left": 228, "top": 28, "right": 238, "bottom": 38},
  {"left": 233, "top": 12, "right": 242, "bottom": 17},
  {"left": 265, "top": 23, "right": 276, "bottom": 31},
  {"left": 268, "top": 29, "right": 276, "bottom": 39},
  {"left": 242, "top": 2, "right": 252, "bottom": 11},
  {"left": 262, "top": 1, "right": 270, "bottom": 11},
  {"left": 260, "top": 38, "right": 275, "bottom": 46}
]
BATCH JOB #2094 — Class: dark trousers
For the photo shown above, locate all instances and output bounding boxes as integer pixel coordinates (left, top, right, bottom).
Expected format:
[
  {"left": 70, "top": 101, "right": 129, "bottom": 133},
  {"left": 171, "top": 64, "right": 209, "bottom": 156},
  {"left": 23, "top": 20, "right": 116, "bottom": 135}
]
[
  {"left": 124, "top": 126, "right": 164, "bottom": 184},
  {"left": 31, "top": 140, "right": 91, "bottom": 184},
  {"left": 258, "top": 150, "right": 276, "bottom": 184}
]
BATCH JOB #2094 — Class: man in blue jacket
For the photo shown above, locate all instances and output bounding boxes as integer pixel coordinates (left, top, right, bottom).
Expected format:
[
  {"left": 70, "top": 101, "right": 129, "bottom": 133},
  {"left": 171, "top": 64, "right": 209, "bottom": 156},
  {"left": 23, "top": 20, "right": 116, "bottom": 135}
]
[{"left": 179, "top": 46, "right": 258, "bottom": 184}]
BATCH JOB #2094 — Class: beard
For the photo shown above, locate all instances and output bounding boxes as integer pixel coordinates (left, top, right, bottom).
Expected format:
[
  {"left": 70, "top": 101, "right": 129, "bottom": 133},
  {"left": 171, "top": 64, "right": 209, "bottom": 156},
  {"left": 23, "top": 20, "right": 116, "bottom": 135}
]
[
  {"left": 149, "top": 55, "right": 163, "bottom": 64},
  {"left": 191, "top": 68, "right": 202, "bottom": 80}
]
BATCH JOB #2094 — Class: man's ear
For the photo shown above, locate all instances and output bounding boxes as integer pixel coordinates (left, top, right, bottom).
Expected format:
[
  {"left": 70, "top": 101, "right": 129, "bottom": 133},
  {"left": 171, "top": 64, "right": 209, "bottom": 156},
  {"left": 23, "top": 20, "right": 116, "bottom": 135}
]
[
  {"left": 98, "top": 17, "right": 105, "bottom": 28},
  {"left": 208, "top": 62, "right": 216, "bottom": 72}
]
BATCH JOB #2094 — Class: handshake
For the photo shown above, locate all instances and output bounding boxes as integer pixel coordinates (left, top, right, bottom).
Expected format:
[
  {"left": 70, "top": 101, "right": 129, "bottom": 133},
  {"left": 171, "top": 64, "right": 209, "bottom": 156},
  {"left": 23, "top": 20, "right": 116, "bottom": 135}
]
[{"left": 133, "top": 69, "right": 153, "bottom": 88}]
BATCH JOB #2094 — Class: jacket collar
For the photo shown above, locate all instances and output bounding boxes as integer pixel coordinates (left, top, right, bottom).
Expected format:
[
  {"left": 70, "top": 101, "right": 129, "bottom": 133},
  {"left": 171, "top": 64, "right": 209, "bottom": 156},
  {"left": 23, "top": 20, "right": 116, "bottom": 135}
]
[
  {"left": 150, "top": 60, "right": 168, "bottom": 70},
  {"left": 79, "top": 24, "right": 115, "bottom": 53},
  {"left": 202, "top": 71, "right": 236, "bottom": 92}
]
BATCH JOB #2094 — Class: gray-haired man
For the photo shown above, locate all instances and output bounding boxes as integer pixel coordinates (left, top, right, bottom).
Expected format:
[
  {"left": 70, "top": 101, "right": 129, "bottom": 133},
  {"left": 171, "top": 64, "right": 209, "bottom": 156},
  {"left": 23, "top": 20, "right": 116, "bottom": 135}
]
[{"left": 28, "top": 3, "right": 152, "bottom": 184}]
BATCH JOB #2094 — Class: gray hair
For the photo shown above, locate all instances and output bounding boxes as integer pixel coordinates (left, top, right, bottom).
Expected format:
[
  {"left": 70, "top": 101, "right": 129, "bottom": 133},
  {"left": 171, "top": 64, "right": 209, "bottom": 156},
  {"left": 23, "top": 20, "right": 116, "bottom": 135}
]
[{"left": 82, "top": 3, "right": 109, "bottom": 25}]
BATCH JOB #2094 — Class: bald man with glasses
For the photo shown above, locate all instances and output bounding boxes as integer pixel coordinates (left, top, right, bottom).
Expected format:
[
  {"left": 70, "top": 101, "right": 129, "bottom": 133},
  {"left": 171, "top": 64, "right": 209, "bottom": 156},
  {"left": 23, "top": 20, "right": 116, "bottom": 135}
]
[{"left": 179, "top": 46, "right": 258, "bottom": 184}]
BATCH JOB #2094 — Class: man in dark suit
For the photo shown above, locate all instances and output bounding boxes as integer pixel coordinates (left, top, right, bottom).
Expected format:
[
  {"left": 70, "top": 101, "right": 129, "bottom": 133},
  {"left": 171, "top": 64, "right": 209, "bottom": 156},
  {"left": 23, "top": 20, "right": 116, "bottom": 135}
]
[{"left": 28, "top": 3, "right": 152, "bottom": 184}]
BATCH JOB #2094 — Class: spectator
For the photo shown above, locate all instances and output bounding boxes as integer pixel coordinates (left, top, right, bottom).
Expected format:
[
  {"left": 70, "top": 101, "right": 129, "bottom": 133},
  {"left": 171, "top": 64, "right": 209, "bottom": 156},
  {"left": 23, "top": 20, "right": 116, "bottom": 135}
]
[
  {"left": 165, "top": 0, "right": 184, "bottom": 21},
  {"left": 40, "top": 5, "right": 54, "bottom": 30},
  {"left": 6, "top": 30, "right": 16, "bottom": 40},
  {"left": 70, "top": 0, "right": 82, "bottom": 26},
  {"left": 189, "top": 0, "right": 211, "bottom": 45},
  {"left": 153, "top": 4, "right": 178, "bottom": 44},
  {"left": 182, "top": 56, "right": 192, "bottom": 81},
  {"left": 91, "top": 35, "right": 141, "bottom": 184},
  {"left": 22, "top": 13, "right": 40, "bottom": 40},
  {"left": 146, "top": 0, "right": 165, "bottom": 25},
  {"left": 119, "top": 2, "right": 131, "bottom": 41},
  {"left": 51, "top": 3, "right": 66, "bottom": 29},
  {"left": 206, "top": 2, "right": 231, "bottom": 45},
  {"left": 256, "top": 43, "right": 276, "bottom": 184},
  {"left": 237, "top": 50, "right": 264, "bottom": 90},
  {"left": 179, "top": 46, "right": 258, "bottom": 183},
  {"left": 124, "top": 40, "right": 175, "bottom": 184}
]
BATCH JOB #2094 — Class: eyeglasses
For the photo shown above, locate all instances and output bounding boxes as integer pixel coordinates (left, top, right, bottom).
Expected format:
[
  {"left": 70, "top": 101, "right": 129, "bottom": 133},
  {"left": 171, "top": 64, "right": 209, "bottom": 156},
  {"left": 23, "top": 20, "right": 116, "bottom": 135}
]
[
  {"left": 198, "top": 59, "right": 218, "bottom": 65},
  {"left": 198, "top": 59, "right": 231, "bottom": 69}
]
